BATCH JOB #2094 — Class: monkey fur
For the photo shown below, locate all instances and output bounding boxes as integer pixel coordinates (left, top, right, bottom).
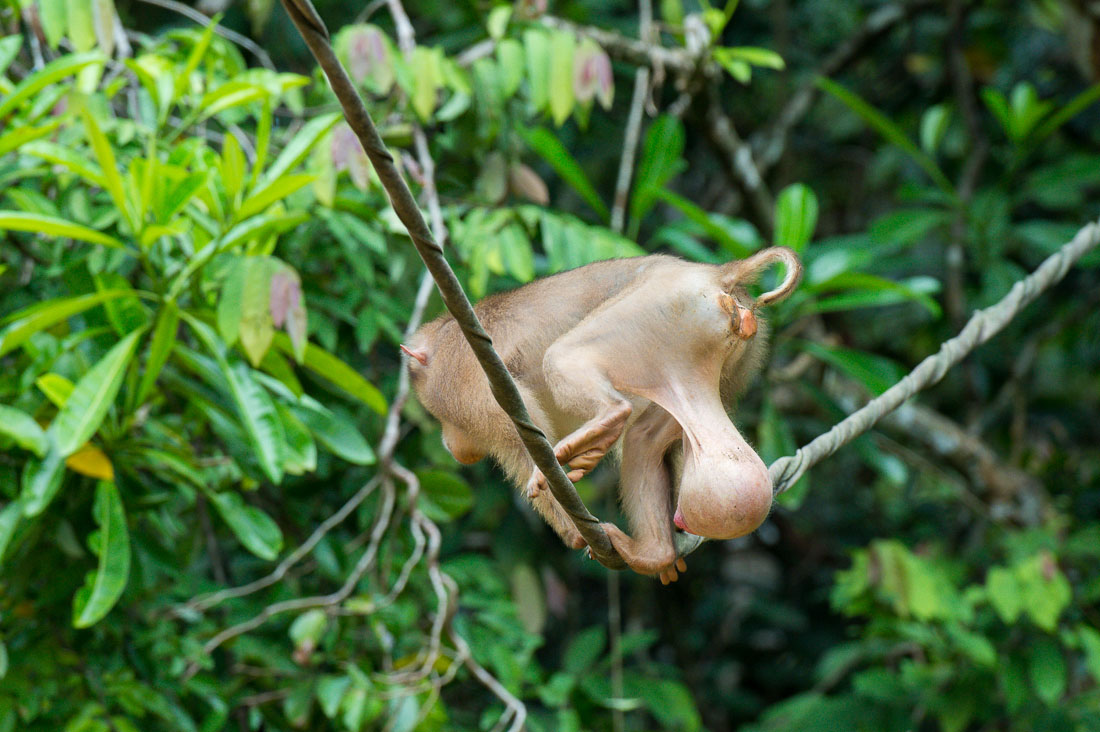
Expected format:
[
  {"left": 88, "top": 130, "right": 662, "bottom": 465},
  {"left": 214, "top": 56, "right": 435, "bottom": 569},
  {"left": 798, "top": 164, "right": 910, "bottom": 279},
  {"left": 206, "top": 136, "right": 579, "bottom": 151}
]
[{"left": 403, "top": 247, "right": 802, "bottom": 583}]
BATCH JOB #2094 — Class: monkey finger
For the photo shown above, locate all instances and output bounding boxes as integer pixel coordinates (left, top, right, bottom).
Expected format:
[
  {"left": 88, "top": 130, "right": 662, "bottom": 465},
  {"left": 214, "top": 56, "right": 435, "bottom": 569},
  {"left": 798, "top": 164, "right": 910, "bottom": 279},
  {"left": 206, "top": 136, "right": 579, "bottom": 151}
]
[
  {"left": 659, "top": 572, "right": 671, "bottom": 586},
  {"left": 566, "top": 468, "right": 586, "bottom": 483},
  {"left": 676, "top": 558, "right": 687, "bottom": 573}
]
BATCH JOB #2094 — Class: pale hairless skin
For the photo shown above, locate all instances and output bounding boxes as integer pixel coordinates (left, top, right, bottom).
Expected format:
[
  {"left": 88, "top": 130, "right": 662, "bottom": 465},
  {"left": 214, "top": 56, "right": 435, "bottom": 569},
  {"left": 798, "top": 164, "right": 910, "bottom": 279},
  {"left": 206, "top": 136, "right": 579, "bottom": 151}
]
[{"left": 404, "top": 248, "right": 802, "bottom": 584}]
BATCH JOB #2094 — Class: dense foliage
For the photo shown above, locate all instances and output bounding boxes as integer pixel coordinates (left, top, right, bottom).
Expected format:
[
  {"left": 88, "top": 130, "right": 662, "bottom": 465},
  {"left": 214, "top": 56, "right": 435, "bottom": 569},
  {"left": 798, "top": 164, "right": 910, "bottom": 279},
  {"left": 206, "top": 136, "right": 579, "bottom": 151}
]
[{"left": 1, "top": 0, "right": 1099, "bottom": 730}]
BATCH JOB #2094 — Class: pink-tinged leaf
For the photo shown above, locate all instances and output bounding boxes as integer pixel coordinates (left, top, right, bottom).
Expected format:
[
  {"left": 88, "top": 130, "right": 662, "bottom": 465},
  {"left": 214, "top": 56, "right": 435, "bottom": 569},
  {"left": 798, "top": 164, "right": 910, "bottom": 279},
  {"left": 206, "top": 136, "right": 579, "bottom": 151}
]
[
  {"left": 331, "top": 124, "right": 371, "bottom": 190},
  {"left": 342, "top": 24, "right": 394, "bottom": 94},
  {"left": 573, "top": 39, "right": 612, "bottom": 109},
  {"left": 270, "top": 266, "right": 307, "bottom": 363},
  {"left": 509, "top": 163, "right": 549, "bottom": 205}
]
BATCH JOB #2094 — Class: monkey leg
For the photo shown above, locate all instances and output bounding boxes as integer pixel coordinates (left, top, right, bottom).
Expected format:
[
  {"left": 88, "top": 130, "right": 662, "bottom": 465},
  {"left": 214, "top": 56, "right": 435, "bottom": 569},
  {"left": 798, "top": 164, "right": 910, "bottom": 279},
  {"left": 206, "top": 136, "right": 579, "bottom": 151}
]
[
  {"left": 529, "top": 340, "right": 634, "bottom": 496},
  {"left": 601, "top": 405, "right": 688, "bottom": 584}
]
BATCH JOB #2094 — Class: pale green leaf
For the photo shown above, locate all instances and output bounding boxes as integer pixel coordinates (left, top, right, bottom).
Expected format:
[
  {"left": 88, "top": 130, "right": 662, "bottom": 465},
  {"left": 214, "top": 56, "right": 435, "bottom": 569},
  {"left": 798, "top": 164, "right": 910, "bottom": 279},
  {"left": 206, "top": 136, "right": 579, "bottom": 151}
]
[
  {"left": 547, "top": 30, "right": 575, "bottom": 126},
  {"left": 72, "top": 481, "right": 131, "bottom": 627},
  {"left": 0, "top": 52, "right": 102, "bottom": 119},
  {"left": 0, "top": 405, "right": 48, "bottom": 457},
  {"left": 0, "top": 211, "right": 125, "bottom": 250}
]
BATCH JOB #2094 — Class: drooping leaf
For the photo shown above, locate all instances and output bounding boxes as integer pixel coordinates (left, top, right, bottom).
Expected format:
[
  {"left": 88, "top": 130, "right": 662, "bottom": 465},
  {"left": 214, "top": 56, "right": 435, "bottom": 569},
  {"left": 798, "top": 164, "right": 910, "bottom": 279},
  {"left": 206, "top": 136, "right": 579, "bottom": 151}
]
[
  {"left": 0, "top": 52, "right": 102, "bottom": 119},
  {"left": 208, "top": 490, "right": 284, "bottom": 560},
  {"left": 0, "top": 211, "right": 125, "bottom": 250},
  {"left": 272, "top": 334, "right": 387, "bottom": 415},
  {"left": 72, "top": 481, "right": 131, "bottom": 628},
  {"left": 290, "top": 400, "right": 376, "bottom": 465},
  {"left": 416, "top": 470, "right": 474, "bottom": 521},
  {"left": 547, "top": 30, "right": 576, "bottom": 126}
]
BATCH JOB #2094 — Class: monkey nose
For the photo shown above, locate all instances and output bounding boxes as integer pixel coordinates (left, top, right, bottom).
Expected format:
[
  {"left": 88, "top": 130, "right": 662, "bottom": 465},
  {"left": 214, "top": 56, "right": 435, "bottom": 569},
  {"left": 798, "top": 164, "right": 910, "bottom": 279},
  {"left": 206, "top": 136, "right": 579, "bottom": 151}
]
[{"left": 673, "top": 507, "right": 690, "bottom": 532}]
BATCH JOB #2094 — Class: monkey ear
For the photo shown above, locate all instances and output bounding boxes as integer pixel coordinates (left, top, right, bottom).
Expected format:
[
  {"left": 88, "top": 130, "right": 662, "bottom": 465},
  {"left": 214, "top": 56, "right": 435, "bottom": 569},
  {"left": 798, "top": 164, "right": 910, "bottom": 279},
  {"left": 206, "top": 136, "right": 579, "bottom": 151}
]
[
  {"left": 721, "top": 246, "right": 803, "bottom": 307},
  {"left": 400, "top": 344, "right": 429, "bottom": 366}
]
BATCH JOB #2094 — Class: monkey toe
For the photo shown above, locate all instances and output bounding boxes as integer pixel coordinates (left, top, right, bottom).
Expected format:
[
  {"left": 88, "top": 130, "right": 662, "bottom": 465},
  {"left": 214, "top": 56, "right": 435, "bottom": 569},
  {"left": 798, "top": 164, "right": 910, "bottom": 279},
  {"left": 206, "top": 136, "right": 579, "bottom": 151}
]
[{"left": 676, "top": 557, "right": 687, "bottom": 572}]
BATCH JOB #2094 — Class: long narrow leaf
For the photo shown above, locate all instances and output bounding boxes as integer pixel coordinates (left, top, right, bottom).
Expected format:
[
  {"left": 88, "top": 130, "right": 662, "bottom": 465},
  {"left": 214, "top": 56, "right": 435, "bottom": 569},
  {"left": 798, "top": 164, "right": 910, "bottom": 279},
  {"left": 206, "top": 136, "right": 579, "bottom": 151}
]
[
  {"left": 0, "top": 52, "right": 102, "bottom": 119},
  {"left": 0, "top": 120, "right": 62, "bottom": 158},
  {"left": 0, "top": 290, "right": 135, "bottom": 356},
  {"left": 518, "top": 126, "right": 608, "bottom": 220},
  {"left": 816, "top": 77, "right": 955, "bottom": 195},
  {"left": 272, "top": 333, "right": 387, "bottom": 415},
  {"left": 0, "top": 211, "right": 125, "bottom": 250},
  {"left": 0, "top": 405, "right": 48, "bottom": 457},
  {"left": 257, "top": 112, "right": 341, "bottom": 190},
  {"left": 52, "top": 329, "right": 143, "bottom": 456}
]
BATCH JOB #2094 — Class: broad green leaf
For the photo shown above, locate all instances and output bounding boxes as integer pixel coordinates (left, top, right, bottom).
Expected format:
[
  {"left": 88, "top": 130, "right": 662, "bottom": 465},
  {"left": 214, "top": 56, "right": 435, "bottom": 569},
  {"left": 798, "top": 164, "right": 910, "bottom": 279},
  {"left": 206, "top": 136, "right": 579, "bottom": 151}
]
[
  {"left": 73, "top": 481, "right": 131, "bottom": 628},
  {"left": 416, "top": 470, "right": 474, "bottom": 521},
  {"left": 52, "top": 329, "right": 142, "bottom": 457},
  {"left": 496, "top": 39, "right": 524, "bottom": 99},
  {"left": 273, "top": 333, "right": 387, "bottom": 415},
  {"left": 187, "top": 315, "right": 286, "bottom": 483},
  {"left": 221, "top": 131, "right": 247, "bottom": 202},
  {"left": 1079, "top": 625, "right": 1100, "bottom": 683},
  {"left": 0, "top": 120, "right": 62, "bottom": 158},
  {"left": 0, "top": 405, "right": 48, "bottom": 457},
  {"left": 774, "top": 183, "right": 818, "bottom": 252},
  {"left": 67, "top": 0, "right": 97, "bottom": 52},
  {"left": 157, "top": 171, "right": 209, "bottom": 223},
  {"left": 257, "top": 112, "right": 341, "bottom": 189},
  {"left": 316, "top": 676, "right": 352, "bottom": 719},
  {"left": 239, "top": 257, "right": 276, "bottom": 367},
  {"left": 208, "top": 490, "right": 283, "bottom": 560},
  {"left": 519, "top": 126, "right": 608, "bottom": 219},
  {"left": 805, "top": 273, "right": 942, "bottom": 318},
  {"left": 487, "top": 4, "right": 512, "bottom": 39},
  {"left": 0, "top": 211, "right": 125, "bottom": 250},
  {"left": 290, "top": 400, "right": 376, "bottom": 465},
  {"left": 985, "top": 566, "right": 1022, "bottom": 623},
  {"left": 817, "top": 77, "right": 954, "bottom": 195},
  {"left": 411, "top": 47, "right": 443, "bottom": 121},
  {"left": 797, "top": 341, "right": 904, "bottom": 395},
  {"left": 0, "top": 52, "right": 102, "bottom": 119},
  {"left": 1028, "top": 637, "right": 1066, "bottom": 705},
  {"left": 81, "top": 106, "right": 134, "bottom": 231},
  {"left": 523, "top": 29, "right": 551, "bottom": 113},
  {"left": 547, "top": 30, "right": 575, "bottom": 126},
  {"left": 564, "top": 626, "right": 606, "bottom": 673},
  {"left": 217, "top": 258, "right": 246, "bottom": 347},
  {"left": 136, "top": 301, "right": 180, "bottom": 406}
]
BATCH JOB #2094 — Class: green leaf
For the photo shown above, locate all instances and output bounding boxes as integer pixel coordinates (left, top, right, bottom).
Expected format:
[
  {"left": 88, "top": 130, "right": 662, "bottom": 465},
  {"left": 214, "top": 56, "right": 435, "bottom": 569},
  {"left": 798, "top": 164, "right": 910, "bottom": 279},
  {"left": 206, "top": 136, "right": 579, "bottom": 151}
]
[
  {"left": 0, "top": 292, "right": 132, "bottom": 355},
  {"left": 0, "top": 52, "right": 102, "bottom": 119},
  {"left": 186, "top": 317, "right": 286, "bottom": 483},
  {"left": 1033, "top": 82, "right": 1100, "bottom": 143},
  {"left": 0, "top": 500, "right": 23, "bottom": 564},
  {"left": 0, "top": 35, "right": 22, "bottom": 77},
  {"left": 523, "top": 29, "right": 551, "bottom": 113},
  {"left": 21, "top": 139, "right": 106, "bottom": 186},
  {"left": 985, "top": 566, "right": 1022, "bottom": 624},
  {"left": 869, "top": 208, "right": 950, "bottom": 246},
  {"left": 136, "top": 301, "right": 180, "bottom": 406},
  {"left": 564, "top": 626, "right": 606, "bottom": 673},
  {"left": 1079, "top": 625, "right": 1100, "bottom": 684},
  {"left": 817, "top": 77, "right": 954, "bottom": 195},
  {"left": 0, "top": 405, "right": 48, "bottom": 457},
  {"left": 773, "top": 183, "right": 818, "bottom": 252},
  {"left": 238, "top": 173, "right": 315, "bottom": 221},
  {"left": 72, "top": 481, "right": 131, "bottom": 628},
  {"left": 548, "top": 30, "right": 576, "bottom": 126},
  {"left": 487, "top": 4, "right": 512, "bottom": 39},
  {"left": 291, "top": 400, "right": 376, "bottom": 465},
  {"left": 797, "top": 341, "right": 905, "bottom": 395},
  {"left": 273, "top": 333, "right": 387, "bottom": 415},
  {"left": 52, "top": 329, "right": 142, "bottom": 457},
  {"left": 36, "top": 373, "right": 74, "bottom": 408},
  {"left": 277, "top": 405, "right": 316, "bottom": 475},
  {"left": 416, "top": 470, "right": 474, "bottom": 521},
  {"left": 258, "top": 112, "right": 342, "bottom": 189},
  {"left": 239, "top": 257, "right": 276, "bottom": 367},
  {"left": 81, "top": 106, "right": 135, "bottom": 231},
  {"left": 198, "top": 80, "right": 269, "bottom": 120},
  {"left": 289, "top": 609, "right": 327, "bottom": 647},
  {"left": 655, "top": 189, "right": 758, "bottom": 257},
  {"left": 20, "top": 443, "right": 65, "bottom": 516},
  {"left": 1027, "top": 637, "right": 1066, "bottom": 705},
  {"left": 0, "top": 120, "right": 63, "bottom": 158},
  {"left": 316, "top": 676, "right": 352, "bottom": 719},
  {"left": 714, "top": 45, "right": 784, "bottom": 69},
  {"left": 208, "top": 490, "right": 283, "bottom": 560},
  {"left": 519, "top": 126, "right": 608, "bottom": 219},
  {"left": 804, "top": 273, "right": 942, "bottom": 318},
  {"left": 630, "top": 116, "right": 687, "bottom": 229},
  {"left": 920, "top": 104, "right": 951, "bottom": 155},
  {"left": 0, "top": 211, "right": 125, "bottom": 250}
]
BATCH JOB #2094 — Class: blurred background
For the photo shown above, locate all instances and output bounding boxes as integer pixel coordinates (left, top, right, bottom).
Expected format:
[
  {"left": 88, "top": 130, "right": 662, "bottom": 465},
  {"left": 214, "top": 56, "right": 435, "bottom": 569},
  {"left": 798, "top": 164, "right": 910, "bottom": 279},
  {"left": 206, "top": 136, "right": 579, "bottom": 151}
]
[{"left": 1, "top": 0, "right": 1099, "bottom": 729}]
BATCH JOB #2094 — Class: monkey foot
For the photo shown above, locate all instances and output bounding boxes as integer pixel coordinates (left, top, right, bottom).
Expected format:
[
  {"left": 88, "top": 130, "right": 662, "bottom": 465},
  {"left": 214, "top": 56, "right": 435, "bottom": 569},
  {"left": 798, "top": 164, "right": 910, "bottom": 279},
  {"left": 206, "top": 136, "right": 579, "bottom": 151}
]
[{"left": 598, "top": 522, "right": 685, "bottom": 583}]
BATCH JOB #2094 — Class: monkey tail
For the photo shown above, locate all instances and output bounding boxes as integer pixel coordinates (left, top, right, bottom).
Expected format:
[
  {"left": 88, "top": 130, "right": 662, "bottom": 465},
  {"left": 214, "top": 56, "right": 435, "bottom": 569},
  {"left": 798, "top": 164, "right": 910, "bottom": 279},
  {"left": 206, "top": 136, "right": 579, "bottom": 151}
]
[{"left": 719, "top": 246, "right": 803, "bottom": 307}]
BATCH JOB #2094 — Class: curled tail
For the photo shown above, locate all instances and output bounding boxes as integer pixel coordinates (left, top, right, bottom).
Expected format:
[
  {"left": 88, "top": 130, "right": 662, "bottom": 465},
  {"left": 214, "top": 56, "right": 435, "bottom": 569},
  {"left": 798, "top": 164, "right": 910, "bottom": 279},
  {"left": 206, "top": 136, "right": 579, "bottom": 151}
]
[{"left": 719, "top": 246, "right": 803, "bottom": 307}]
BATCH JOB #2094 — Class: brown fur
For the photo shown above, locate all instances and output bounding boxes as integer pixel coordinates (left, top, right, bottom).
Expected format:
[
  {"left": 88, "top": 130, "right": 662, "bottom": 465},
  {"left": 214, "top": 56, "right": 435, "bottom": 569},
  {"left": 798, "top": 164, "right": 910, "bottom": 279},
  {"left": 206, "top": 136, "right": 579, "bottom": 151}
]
[{"left": 405, "top": 248, "right": 802, "bottom": 581}]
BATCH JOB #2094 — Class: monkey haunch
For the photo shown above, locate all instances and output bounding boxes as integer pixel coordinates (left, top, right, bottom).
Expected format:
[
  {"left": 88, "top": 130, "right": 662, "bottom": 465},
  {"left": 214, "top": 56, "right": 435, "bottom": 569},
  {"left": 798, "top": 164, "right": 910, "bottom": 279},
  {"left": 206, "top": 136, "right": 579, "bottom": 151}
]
[{"left": 403, "top": 247, "right": 802, "bottom": 583}]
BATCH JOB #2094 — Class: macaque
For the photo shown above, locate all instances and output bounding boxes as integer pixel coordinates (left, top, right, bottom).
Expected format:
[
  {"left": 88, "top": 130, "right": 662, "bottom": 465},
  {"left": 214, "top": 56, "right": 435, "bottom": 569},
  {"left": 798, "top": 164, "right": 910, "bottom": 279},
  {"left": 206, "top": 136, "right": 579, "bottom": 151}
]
[{"left": 403, "top": 247, "right": 802, "bottom": 583}]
